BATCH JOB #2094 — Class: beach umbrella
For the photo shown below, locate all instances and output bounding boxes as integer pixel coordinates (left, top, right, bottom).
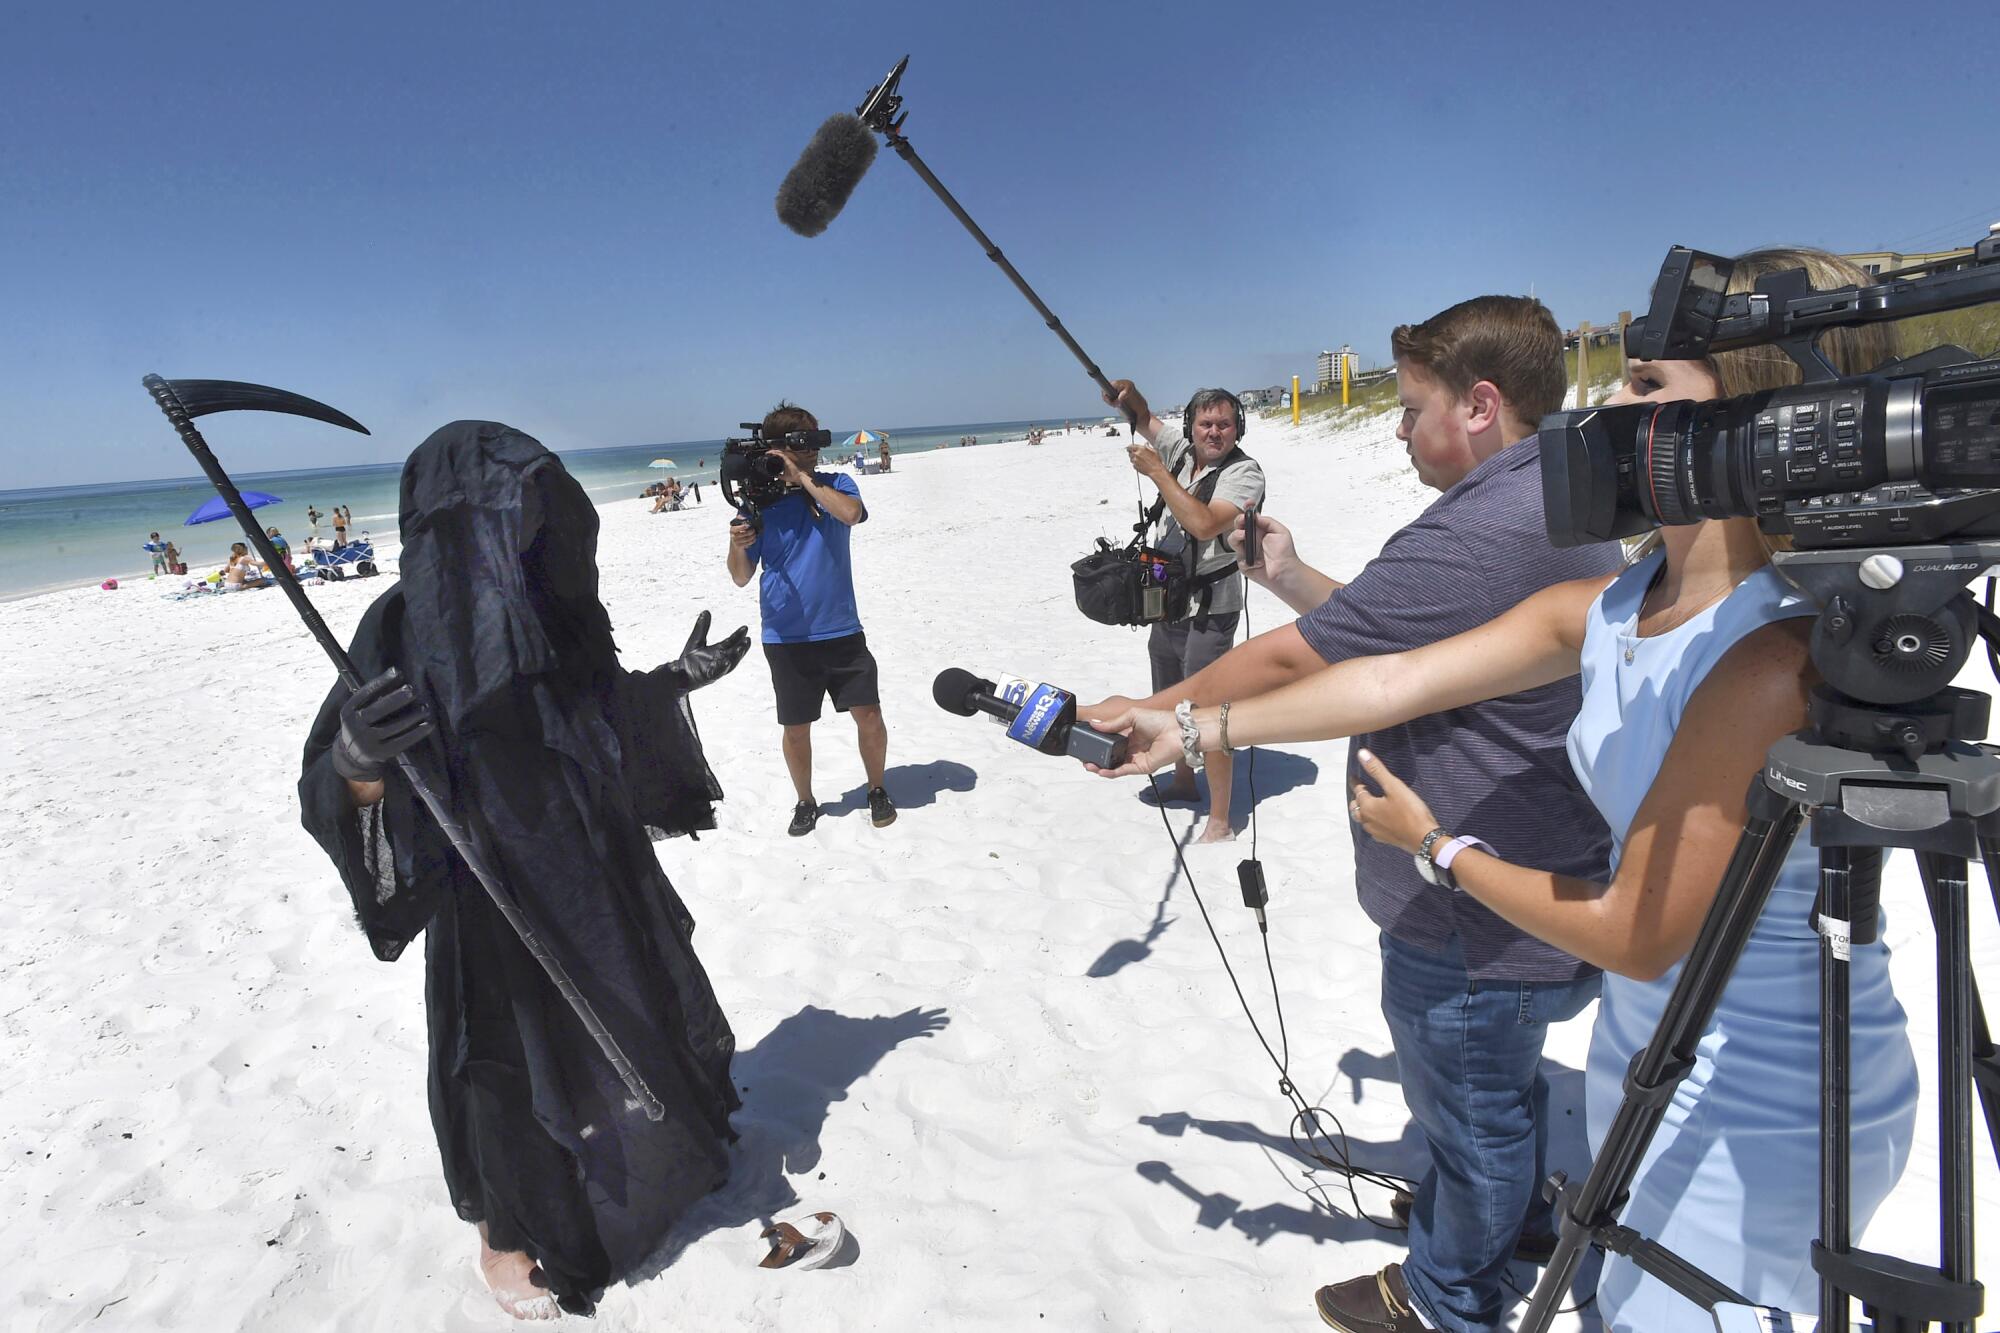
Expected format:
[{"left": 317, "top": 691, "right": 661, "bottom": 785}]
[
  {"left": 185, "top": 490, "right": 281, "bottom": 525},
  {"left": 841, "top": 430, "right": 888, "bottom": 448},
  {"left": 649, "top": 458, "right": 677, "bottom": 469}
]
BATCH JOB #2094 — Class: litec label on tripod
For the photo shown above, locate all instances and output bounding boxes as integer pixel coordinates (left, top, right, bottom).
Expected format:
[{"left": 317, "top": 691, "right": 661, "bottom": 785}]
[{"left": 1816, "top": 912, "right": 1852, "bottom": 961}]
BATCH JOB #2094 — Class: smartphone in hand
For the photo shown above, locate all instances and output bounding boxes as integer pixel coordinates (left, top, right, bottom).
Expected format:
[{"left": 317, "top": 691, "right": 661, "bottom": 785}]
[{"left": 1240, "top": 502, "right": 1262, "bottom": 570}]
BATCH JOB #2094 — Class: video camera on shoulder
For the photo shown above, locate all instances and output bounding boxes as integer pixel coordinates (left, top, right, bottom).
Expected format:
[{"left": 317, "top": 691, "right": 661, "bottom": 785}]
[
  {"left": 1539, "top": 234, "right": 2000, "bottom": 706},
  {"left": 721, "top": 421, "right": 833, "bottom": 528}
]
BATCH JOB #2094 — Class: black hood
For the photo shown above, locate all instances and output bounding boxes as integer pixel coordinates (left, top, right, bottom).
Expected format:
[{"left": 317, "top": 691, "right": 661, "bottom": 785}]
[{"left": 396, "top": 420, "right": 615, "bottom": 727}]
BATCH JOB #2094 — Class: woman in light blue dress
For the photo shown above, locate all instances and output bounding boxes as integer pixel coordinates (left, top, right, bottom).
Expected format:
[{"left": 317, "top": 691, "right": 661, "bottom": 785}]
[{"left": 1104, "top": 249, "right": 1919, "bottom": 1329}]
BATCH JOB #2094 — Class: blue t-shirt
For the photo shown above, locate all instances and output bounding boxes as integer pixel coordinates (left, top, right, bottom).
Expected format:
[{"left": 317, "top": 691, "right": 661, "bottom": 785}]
[{"left": 746, "top": 471, "right": 867, "bottom": 644}]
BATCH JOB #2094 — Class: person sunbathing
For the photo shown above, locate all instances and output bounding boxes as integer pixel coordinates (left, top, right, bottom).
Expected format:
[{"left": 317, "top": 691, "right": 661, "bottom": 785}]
[{"left": 221, "top": 542, "right": 267, "bottom": 589}]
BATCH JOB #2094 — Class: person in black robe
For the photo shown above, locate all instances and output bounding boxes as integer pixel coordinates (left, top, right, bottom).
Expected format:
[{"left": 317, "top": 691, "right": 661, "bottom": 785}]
[{"left": 299, "top": 421, "right": 750, "bottom": 1318}]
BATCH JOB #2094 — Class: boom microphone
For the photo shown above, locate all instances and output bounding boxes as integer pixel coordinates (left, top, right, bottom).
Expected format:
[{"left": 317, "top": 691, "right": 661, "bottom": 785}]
[
  {"left": 933, "top": 668, "right": 1129, "bottom": 769},
  {"left": 775, "top": 114, "right": 879, "bottom": 238},
  {"left": 775, "top": 56, "right": 1128, "bottom": 415}
]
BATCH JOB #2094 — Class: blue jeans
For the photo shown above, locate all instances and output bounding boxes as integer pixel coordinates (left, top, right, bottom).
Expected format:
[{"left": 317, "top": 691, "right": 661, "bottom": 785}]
[{"left": 1379, "top": 931, "right": 1598, "bottom": 1333}]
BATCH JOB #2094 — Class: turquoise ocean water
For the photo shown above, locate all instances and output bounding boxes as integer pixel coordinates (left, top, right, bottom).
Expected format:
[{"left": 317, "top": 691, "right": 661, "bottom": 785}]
[{"left": 0, "top": 417, "right": 1084, "bottom": 600}]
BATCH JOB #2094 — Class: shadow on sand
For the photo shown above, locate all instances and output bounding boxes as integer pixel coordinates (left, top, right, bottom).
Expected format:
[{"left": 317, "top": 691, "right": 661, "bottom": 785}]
[
  {"left": 634, "top": 1003, "right": 948, "bottom": 1276},
  {"left": 1088, "top": 749, "right": 1321, "bottom": 979},
  {"left": 1134, "top": 1105, "right": 1428, "bottom": 1247},
  {"left": 820, "top": 760, "right": 978, "bottom": 818},
  {"left": 1131, "top": 1047, "right": 1601, "bottom": 1320}
]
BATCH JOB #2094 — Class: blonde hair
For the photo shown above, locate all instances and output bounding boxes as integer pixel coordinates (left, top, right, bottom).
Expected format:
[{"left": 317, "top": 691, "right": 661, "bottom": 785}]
[
  {"left": 1625, "top": 247, "right": 1897, "bottom": 566},
  {"left": 1706, "top": 248, "right": 1897, "bottom": 397}
]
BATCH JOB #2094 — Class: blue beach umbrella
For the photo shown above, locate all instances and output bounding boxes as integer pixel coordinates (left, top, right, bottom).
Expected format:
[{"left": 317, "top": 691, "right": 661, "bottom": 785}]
[
  {"left": 185, "top": 491, "right": 282, "bottom": 525},
  {"left": 840, "top": 430, "right": 888, "bottom": 448}
]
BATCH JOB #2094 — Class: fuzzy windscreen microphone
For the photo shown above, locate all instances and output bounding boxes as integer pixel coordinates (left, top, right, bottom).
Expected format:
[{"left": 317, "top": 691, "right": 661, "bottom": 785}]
[{"left": 775, "top": 114, "right": 879, "bottom": 237}]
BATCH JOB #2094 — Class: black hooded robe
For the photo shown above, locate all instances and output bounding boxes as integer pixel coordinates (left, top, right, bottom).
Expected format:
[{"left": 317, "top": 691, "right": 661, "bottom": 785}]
[{"left": 298, "top": 422, "right": 739, "bottom": 1316}]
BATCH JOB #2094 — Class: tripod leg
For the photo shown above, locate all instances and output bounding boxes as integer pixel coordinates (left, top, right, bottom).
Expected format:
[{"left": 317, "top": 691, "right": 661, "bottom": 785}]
[
  {"left": 1521, "top": 783, "right": 1803, "bottom": 1332},
  {"left": 1816, "top": 845, "right": 1881, "bottom": 1332},
  {"left": 1916, "top": 852, "right": 1978, "bottom": 1333},
  {"left": 1972, "top": 836, "right": 2000, "bottom": 1167}
]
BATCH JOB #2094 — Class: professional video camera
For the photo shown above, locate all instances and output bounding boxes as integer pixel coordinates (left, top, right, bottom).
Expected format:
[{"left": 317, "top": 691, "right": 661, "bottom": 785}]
[
  {"left": 1542, "top": 235, "right": 2000, "bottom": 555},
  {"left": 719, "top": 421, "right": 833, "bottom": 528}
]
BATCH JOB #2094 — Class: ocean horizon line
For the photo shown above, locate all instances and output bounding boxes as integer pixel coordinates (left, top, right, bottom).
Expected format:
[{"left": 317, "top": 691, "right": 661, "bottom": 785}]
[
  {"left": 0, "top": 413, "right": 1114, "bottom": 602},
  {"left": 1, "top": 413, "right": 1106, "bottom": 502}
]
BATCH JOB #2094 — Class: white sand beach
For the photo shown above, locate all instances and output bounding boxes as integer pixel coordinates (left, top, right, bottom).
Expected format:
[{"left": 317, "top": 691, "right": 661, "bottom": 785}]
[{"left": 4, "top": 411, "right": 1996, "bottom": 1331}]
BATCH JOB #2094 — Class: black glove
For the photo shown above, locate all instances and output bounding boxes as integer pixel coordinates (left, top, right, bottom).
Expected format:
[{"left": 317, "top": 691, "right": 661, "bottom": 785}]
[
  {"left": 665, "top": 610, "right": 751, "bottom": 692},
  {"left": 331, "top": 667, "right": 435, "bottom": 782}
]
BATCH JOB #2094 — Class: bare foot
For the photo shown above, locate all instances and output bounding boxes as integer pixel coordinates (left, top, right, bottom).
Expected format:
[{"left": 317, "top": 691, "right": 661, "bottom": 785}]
[
  {"left": 1195, "top": 821, "right": 1236, "bottom": 844},
  {"left": 477, "top": 1224, "right": 560, "bottom": 1321}
]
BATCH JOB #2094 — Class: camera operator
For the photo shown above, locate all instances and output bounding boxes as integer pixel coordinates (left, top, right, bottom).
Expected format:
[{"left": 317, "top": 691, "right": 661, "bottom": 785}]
[
  {"left": 1101, "top": 382, "right": 1266, "bottom": 843},
  {"left": 1089, "top": 297, "right": 1622, "bottom": 1333},
  {"left": 1103, "top": 255, "right": 1919, "bottom": 1331},
  {"left": 727, "top": 402, "right": 895, "bottom": 836}
]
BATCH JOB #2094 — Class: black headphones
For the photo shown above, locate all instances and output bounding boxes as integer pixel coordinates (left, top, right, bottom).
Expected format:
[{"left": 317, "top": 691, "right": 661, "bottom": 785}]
[{"left": 1182, "top": 388, "right": 1246, "bottom": 440}]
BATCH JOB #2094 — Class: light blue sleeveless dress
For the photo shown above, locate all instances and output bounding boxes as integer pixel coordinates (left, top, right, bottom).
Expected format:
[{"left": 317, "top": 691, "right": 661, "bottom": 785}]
[{"left": 1566, "top": 552, "right": 1918, "bottom": 1328}]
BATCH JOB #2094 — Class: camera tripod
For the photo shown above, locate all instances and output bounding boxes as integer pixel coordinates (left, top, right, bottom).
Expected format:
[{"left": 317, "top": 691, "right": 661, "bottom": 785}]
[{"left": 1521, "top": 683, "right": 2000, "bottom": 1331}]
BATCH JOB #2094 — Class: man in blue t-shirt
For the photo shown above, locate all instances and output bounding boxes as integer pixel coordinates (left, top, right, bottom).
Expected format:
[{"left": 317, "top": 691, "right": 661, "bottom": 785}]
[{"left": 727, "top": 402, "right": 894, "bottom": 837}]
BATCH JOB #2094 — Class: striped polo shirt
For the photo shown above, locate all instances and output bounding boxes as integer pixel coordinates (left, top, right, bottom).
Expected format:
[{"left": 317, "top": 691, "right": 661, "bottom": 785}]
[{"left": 1297, "top": 436, "right": 1623, "bottom": 982}]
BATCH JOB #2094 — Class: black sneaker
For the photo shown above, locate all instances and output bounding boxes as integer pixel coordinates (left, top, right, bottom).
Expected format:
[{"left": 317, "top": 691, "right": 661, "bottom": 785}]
[
  {"left": 867, "top": 786, "right": 897, "bottom": 828},
  {"left": 1388, "top": 1189, "right": 1557, "bottom": 1265},
  {"left": 787, "top": 800, "right": 819, "bottom": 837}
]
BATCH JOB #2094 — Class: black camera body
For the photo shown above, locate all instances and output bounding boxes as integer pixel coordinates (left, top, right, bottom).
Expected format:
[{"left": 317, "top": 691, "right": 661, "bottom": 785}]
[
  {"left": 1540, "top": 237, "right": 2000, "bottom": 552},
  {"left": 719, "top": 421, "right": 833, "bottom": 528},
  {"left": 1542, "top": 354, "right": 2000, "bottom": 551}
]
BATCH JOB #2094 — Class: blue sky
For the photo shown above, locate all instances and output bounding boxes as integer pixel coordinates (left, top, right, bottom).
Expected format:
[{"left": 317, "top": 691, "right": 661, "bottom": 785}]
[{"left": 3, "top": 0, "right": 1994, "bottom": 488}]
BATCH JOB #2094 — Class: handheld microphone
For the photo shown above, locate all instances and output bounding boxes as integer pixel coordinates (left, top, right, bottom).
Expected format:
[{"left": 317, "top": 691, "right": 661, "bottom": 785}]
[
  {"left": 775, "top": 114, "right": 879, "bottom": 238},
  {"left": 933, "top": 668, "right": 1129, "bottom": 769}
]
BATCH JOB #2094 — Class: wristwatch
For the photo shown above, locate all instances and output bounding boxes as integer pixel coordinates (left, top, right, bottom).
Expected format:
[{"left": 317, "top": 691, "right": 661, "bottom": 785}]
[
  {"left": 1413, "top": 827, "right": 1451, "bottom": 888},
  {"left": 1415, "top": 829, "right": 1493, "bottom": 892}
]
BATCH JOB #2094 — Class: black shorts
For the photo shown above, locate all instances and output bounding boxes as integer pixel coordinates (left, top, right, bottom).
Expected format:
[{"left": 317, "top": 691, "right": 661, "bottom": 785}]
[{"left": 764, "top": 632, "right": 881, "bottom": 725}]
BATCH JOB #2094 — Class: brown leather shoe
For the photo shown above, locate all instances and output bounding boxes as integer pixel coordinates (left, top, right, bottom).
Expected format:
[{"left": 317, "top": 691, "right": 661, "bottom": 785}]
[
  {"left": 1389, "top": 1189, "right": 1559, "bottom": 1265},
  {"left": 1315, "top": 1264, "right": 1431, "bottom": 1331}
]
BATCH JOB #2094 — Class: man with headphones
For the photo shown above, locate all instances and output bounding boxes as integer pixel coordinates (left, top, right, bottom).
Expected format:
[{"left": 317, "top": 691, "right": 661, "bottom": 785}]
[{"left": 1104, "top": 379, "right": 1266, "bottom": 844}]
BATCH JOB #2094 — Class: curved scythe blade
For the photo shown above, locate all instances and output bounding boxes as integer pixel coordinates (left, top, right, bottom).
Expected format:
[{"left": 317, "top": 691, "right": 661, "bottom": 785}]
[{"left": 160, "top": 378, "right": 370, "bottom": 434}]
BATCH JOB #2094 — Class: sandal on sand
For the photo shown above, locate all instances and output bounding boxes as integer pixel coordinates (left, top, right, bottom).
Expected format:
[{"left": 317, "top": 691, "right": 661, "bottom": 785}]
[{"left": 758, "top": 1211, "right": 850, "bottom": 1271}]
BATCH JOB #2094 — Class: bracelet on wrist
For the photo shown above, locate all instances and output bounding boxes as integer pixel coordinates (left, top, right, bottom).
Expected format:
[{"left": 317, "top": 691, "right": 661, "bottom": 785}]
[{"left": 1174, "top": 699, "right": 1205, "bottom": 772}]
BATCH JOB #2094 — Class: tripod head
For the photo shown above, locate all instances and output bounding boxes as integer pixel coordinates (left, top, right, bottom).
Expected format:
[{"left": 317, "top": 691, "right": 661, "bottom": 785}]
[{"left": 1775, "top": 541, "right": 2000, "bottom": 705}]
